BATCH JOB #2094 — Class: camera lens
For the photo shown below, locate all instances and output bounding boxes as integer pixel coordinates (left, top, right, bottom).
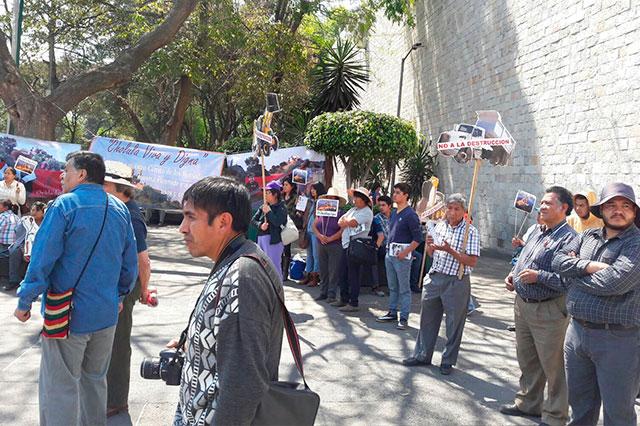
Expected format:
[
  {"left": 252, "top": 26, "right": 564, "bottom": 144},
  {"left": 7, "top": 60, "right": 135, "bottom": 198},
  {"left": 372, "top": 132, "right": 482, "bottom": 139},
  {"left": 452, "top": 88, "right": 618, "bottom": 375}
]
[{"left": 140, "top": 357, "right": 162, "bottom": 380}]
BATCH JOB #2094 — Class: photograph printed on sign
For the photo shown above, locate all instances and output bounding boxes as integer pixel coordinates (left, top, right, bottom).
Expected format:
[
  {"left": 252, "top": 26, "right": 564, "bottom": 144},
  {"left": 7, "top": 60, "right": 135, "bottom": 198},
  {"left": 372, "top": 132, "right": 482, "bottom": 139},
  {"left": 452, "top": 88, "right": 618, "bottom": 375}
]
[
  {"left": 292, "top": 168, "right": 308, "bottom": 185},
  {"left": 15, "top": 155, "right": 39, "bottom": 175},
  {"left": 316, "top": 198, "right": 339, "bottom": 217},
  {"left": 296, "top": 195, "right": 309, "bottom": 212},
  {"left": 514, "top": 190, "right": 537, "bottom": 214}
]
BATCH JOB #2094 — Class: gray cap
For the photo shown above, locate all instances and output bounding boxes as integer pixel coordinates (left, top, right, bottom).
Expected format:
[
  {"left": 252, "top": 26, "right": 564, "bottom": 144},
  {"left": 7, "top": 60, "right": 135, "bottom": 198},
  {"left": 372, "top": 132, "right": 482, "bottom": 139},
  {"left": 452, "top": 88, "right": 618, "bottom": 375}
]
[{"left": 590, "top": 182, "right": 640, "bottom": 226}]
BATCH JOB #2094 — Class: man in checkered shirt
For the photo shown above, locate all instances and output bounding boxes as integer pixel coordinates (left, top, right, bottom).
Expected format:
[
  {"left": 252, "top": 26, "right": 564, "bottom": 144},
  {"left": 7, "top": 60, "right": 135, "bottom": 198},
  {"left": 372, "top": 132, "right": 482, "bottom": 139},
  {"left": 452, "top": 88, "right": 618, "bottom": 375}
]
[
  {"left": 500, "top": 186, "right": 577, "bottom": 426},
  {"left": 402, "top": 193, "right": 480, "bottom": 376},
  {"left": 551, "top": 182, "right": 640, "bottom": 426}
]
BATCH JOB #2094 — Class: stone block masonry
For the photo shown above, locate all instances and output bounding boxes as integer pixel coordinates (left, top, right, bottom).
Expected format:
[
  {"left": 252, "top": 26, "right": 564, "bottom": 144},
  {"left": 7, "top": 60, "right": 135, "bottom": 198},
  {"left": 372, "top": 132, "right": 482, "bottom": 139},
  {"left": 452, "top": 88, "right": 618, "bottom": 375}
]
[{"left": 359, "top": 0, "right": 640, "bottom": 252}]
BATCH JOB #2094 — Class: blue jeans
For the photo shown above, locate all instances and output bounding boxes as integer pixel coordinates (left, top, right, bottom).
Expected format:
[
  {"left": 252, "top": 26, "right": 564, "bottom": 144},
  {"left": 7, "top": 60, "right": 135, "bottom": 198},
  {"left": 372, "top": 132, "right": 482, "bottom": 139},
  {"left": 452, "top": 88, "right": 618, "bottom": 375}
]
[
  {"left": 564, "top": 319, "right": 640, "bottom": 426},
  {"left": 305, "top": 233, "right": 320, "bottom": 273},
  {"left": 385, "top": 254, "right": 412, "bottom": 321}
]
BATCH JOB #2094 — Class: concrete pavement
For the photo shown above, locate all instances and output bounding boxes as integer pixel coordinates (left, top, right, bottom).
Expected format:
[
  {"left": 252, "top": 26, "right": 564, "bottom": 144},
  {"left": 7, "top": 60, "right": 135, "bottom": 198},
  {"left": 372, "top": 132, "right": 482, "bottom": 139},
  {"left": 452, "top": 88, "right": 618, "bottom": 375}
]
[{"left": 0, "top": 226, "right": 636, "bottom": 425}]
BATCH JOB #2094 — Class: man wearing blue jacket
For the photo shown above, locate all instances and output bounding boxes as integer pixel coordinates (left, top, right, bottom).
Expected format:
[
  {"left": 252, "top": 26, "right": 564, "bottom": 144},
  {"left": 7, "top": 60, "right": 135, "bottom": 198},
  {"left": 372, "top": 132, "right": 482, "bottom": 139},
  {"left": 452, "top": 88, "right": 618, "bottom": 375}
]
[{"left": 14, "top": 151, "right": 138, "bottom": 426}]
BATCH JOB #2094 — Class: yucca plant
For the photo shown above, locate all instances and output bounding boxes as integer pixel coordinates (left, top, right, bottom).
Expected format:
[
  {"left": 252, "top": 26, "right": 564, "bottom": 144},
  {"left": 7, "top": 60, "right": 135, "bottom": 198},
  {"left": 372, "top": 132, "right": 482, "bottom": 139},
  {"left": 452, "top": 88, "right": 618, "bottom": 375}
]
[
  {"left": 400, "top": 138, "right": 438, "bottom": 206},
  {"left": 312, "top": 39, "right": 370, "bottom": 115}
]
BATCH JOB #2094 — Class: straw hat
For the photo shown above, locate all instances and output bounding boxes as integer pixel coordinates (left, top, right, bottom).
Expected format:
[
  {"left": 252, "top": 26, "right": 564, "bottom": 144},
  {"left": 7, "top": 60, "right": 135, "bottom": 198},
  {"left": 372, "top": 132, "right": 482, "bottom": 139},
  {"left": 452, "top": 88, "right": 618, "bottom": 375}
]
[
  {"left": 319, "top": 187, "right": 346, "bottom": 207},
  {"left": 104, "top": 161, "right": 137, "bottom": 189},
  {"left": 349, "top": 187, "right": 372, "bottom": 206}
]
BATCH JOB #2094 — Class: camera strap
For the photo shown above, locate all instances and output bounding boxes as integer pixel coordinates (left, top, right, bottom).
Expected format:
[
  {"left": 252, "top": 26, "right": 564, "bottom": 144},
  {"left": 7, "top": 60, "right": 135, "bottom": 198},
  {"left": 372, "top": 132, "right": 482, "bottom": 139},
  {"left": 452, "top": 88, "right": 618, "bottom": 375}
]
[{"left": 176, "top": 233, "right": 245, "bottom": 351}]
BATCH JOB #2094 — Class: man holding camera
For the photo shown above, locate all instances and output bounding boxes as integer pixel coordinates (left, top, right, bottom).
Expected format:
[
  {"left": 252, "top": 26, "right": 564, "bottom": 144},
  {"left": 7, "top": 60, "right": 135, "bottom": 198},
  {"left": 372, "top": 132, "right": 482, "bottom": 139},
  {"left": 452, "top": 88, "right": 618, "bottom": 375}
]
[{"left": 172, "top": 177, "right": 284, "bottom": 426}]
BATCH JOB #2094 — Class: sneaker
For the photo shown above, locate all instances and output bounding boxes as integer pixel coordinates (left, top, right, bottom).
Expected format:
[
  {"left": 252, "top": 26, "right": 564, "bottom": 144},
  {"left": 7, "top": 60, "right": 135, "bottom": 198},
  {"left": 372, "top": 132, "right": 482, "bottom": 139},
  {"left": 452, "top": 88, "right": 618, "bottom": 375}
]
[
  {"left": 325, "top": 297, "right": 337, "bottom": 303},
  {"left": 338, "top": 304, "right": 359, "bottom": 312},
  {"left": 314, "top": 294, "right": 328, "bottom": 301},
  {"left": 375, "top": 290, "right": 385, "bottom": 297},
  {"left": 376, "top": 312, "right": 397, "bottom": 322},
  {"left": 330, "top": 300, "right": 347, "bottom": 307},
  {"left": 396, "top": 319, "right": 408, "bottom": 330}
]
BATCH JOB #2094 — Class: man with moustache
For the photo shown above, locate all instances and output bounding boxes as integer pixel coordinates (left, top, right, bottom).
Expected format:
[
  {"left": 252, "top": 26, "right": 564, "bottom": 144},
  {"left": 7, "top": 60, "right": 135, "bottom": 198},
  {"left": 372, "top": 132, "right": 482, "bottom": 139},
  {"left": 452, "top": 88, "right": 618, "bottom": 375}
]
[
  {"left": 172, "top": 176, "right": 284, "bottom": 426},
  {"left": 552, "top": 183, "right": 640, "bottom": 426},
  {"left": 500, "top": 186, "right": 577, "bottom": 426}
]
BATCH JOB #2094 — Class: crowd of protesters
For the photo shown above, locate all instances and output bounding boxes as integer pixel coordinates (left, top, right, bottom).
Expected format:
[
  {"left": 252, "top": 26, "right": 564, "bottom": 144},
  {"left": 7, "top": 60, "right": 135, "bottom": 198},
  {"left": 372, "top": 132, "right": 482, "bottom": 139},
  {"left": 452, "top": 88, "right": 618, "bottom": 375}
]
[{"left": 4, "top": 150, "right": 639, "bottom": 426}]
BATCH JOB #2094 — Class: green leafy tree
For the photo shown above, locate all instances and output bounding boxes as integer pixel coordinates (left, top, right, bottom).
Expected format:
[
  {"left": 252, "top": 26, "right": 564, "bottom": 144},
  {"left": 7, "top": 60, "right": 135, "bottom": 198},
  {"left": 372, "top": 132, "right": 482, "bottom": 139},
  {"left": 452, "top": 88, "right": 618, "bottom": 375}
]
[{"left": 304, "top": 110, "right": 419, "bottom": 187}]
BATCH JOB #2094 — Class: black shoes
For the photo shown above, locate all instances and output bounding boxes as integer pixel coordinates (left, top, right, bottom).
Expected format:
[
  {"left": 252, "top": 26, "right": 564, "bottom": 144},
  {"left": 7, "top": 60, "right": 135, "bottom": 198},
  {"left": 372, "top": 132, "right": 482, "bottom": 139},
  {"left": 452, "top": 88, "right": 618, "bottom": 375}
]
[
  {"left": 2, "top": 282, "right": 19, "bottom": 291},
  {"left": 402, "top": 357, "right": 431, "bottom": 367},
  {"left": 439, "top": 364, "right": 453, "bottom": 375},
  {"left": 396, "top": 319, "right": 408, "bottom": 330},
  {"left": 376, "top": 312, "right": 397, "bottom": 322},
  {"left": 314, "top": 294, "right": 328, "bottom": 301},
  {"left": 499, "top": 404, "right": 540, "bottom": 418}
]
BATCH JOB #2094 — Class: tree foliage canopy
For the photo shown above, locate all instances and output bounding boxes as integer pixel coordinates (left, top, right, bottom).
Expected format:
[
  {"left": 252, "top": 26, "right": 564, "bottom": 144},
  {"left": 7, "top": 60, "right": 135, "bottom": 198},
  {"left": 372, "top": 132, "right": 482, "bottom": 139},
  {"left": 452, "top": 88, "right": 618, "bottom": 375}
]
[{"left": 304, "top": 110, "right": 419, "bottom": 186}]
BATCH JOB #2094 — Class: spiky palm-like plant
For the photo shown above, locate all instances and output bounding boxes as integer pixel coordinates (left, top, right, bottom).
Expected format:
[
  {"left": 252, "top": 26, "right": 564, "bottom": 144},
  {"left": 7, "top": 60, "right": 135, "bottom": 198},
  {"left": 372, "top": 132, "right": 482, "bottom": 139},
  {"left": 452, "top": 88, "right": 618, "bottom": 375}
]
[{"left": 312, "top": 39, "right": 370, "bottom": 115}]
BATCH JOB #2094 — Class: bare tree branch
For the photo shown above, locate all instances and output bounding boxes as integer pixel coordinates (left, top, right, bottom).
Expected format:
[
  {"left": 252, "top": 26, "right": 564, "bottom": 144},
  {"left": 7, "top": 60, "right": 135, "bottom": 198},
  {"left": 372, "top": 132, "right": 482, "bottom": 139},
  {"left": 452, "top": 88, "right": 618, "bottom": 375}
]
[
  {"left": 47, "top": 0, "right": 197, "bottom": 115},
  {"left": 111, "top": 92, "right": 153, "bottom": 144}
]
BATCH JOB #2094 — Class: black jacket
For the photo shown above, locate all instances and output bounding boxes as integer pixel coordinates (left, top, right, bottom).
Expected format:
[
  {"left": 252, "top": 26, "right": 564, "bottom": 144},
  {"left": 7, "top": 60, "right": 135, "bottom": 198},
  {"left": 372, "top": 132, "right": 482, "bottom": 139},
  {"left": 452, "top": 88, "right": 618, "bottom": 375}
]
[{"left": 252, "top": 200, "right": 287, "bottom": 244}]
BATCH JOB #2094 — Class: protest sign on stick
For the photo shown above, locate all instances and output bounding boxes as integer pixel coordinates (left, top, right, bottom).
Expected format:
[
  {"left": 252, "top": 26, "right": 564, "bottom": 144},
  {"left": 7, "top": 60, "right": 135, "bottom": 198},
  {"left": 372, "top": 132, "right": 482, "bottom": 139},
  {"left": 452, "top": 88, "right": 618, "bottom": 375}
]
[{"left": 433, "top": 111, "right": 517, "bottom": 279}]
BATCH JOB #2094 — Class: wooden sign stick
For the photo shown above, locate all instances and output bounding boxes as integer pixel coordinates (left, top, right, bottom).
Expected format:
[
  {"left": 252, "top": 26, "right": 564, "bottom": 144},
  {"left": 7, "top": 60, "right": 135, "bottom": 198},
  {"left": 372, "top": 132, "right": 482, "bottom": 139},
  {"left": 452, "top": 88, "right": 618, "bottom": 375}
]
[
  {"left": 457, "top": 159, "right": 481, "bottom": 280},
  {"left": 418, "top": 242, "right": 429, "bottom": 289}
]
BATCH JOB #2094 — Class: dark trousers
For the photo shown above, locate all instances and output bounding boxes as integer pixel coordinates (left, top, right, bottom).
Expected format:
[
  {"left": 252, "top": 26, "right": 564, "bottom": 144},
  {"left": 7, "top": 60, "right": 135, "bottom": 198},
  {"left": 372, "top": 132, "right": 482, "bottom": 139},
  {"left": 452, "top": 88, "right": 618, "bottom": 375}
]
[
  {"left": 282, "top": 243, "right": 292, "bottom": 280},
  {"left": 0, "top": 243, "right": 25, "bottom": 285},
  {"left": 371, "top": 246, "right": 387, "bottom": 288},
  {"left": 339, "top": 248, "right": 364, "bottom": 307},
  {"left": 107, "top": 280, "right": 141, "bottom": 408},
  {"left": 564, "top": 319, "right": 640, "bottom": 426}
]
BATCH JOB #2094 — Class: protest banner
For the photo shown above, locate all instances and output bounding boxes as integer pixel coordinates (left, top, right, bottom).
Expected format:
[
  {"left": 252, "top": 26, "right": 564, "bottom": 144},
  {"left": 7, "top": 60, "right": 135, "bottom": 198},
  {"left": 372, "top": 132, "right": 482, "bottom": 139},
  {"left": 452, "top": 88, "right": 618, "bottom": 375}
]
[
  {"left": 0, "top": 133, "right": 81, "bottom": 199},
  {"left": 90, "top": 136, "right": 225, "bottom": 209},
  {"left": 225, "top": 146, "right": 325, "bottom": 207}
]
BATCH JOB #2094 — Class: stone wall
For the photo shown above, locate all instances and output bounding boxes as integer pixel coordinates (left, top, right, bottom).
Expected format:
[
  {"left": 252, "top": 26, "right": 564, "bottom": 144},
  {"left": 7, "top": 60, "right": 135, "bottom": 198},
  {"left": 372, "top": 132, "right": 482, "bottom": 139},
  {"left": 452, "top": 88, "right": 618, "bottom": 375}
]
[{"left": 359, "top": 0, "right": 640, "bottom": 252}]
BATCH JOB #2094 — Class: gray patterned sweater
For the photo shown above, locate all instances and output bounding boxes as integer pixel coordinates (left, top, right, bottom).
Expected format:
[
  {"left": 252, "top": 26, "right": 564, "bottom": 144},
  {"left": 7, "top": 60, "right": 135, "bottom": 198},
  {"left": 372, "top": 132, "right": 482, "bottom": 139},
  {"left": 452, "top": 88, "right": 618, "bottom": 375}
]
[{"left": 174, "top": 239, "right": 284, "bottom": 426}]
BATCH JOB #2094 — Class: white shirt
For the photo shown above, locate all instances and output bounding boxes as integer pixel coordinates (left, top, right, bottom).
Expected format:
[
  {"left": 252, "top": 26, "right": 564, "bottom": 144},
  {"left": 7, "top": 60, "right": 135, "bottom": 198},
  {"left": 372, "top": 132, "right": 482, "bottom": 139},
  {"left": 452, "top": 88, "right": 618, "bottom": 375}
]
[
  {"left": 0, "top": 180, "right": 26, "bottom": 206},
  {"left": 340, "top": 206, "right": 373, "bottom": 249}
]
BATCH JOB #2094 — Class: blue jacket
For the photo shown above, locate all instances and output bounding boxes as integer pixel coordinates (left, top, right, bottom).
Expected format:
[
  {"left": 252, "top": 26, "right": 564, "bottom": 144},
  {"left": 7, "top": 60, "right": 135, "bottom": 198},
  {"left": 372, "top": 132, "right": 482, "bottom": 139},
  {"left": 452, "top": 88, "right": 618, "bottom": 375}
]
[{"left": 17, "top": 184, "right": 138, "bottom": 334}]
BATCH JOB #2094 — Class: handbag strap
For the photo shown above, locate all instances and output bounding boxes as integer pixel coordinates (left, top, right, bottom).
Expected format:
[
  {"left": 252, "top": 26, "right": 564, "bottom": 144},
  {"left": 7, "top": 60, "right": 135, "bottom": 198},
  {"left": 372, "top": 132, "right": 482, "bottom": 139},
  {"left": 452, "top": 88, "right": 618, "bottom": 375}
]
[
  {"left": 242, "top": 253, "right": 310, "bottom": 389},
  {"left": 71, "top": 195, "right": 109, "bottom": 290}
]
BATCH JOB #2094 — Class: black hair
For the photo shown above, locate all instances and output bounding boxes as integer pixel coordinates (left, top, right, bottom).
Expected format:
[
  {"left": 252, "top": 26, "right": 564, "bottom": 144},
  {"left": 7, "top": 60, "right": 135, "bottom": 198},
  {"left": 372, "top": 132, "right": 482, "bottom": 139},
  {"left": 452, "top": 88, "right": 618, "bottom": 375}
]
[
  {"left": 1, "top": 199, "right": 12, "bottom": 210},
  {"left": 546, "top": 186, "right": 574, "bottom": 216},
  {"left": 574, "top": 194, "right": 588, "bottom": 203},
  {"left": 377, "top": 195, "right": 392, "bottom": 206},
  {"left": 268, "top": 188, "right": 282, "bottom": 202},
  {"left": 353, "top": 192, "right": 371, "bottom": 206},
  {"left": 66, "top": 151, "right": 105, "bottom": 185},
  {"left": 282, "top": 177, "right": 297, "bottom": 196},
  {"left": 393, "top": 182, "right": 411, "bottom": 196},
  {"left": 31, "top": 201, "right": 46, "bottom": 212},
  {"left": 311, "top": 182, "right": 326, "bottom": 199},
  {"left": 114, "top": 183, "right": 134, "bottom": 199},
  {"left": 5, "top": 167, "right": 16, "bottom": 177},
  {"left": 182, "top": 176, "right": 251, "bottom": 232}
]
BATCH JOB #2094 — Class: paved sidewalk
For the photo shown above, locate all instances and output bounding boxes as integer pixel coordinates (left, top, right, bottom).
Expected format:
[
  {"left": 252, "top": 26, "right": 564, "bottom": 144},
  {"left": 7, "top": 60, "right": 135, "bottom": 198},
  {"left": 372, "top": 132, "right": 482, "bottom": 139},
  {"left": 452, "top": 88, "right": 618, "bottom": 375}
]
[{"left": 0, "top": 226, "right": 637, "bottom": 425}]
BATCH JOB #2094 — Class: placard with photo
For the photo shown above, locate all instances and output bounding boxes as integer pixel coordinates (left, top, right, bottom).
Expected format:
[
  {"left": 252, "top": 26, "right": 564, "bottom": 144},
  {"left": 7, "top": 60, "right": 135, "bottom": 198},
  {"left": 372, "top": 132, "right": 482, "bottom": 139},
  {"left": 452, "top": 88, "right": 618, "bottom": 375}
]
[
  {"left": 292, "top": 168, "right": 308, "bottom": 185},
  {"left": 514, "top": 190, "right": 536, "bottom": 214},
  {"left": 296, "top": 195, "right": 308, "bottom": 212},
  {"left": 14, "top": 155, "right": 39, "bottom": 175},
  {"left": 316, "top": 198, "right": 339, "bottom": 217}
]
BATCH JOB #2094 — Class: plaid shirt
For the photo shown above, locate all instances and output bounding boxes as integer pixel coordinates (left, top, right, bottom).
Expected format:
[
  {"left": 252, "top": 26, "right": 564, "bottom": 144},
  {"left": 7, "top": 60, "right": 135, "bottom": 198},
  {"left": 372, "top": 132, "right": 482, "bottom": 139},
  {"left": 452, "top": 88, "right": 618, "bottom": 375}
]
[
  {"left": 511, "top": 220, "right": 577, "bottom": 300},
  {"left": 0, "top": 210, "right": 18, "bottom": 245},
  {"left": 551, "top": 224, "right": 640, "bottom": 326},
  {"left": 430, "top": 219, "right": 480, "bottom": 276}
]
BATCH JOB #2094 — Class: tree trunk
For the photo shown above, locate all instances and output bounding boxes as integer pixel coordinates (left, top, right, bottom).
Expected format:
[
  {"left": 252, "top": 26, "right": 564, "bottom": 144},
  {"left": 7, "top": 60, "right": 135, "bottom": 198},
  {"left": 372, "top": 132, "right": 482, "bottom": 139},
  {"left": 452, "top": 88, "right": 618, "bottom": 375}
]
[
  {"left": 159, "top": 75, "right": 192, "bottom": 146},
  {"left": 0, "top": 0, "right": 197, "bottom": 140},
  {"left": 323, "top": 154, "right": 334, "bottom": 188},
  {"left": 112, "top": 93, "right": 153, "bottom": 143}
]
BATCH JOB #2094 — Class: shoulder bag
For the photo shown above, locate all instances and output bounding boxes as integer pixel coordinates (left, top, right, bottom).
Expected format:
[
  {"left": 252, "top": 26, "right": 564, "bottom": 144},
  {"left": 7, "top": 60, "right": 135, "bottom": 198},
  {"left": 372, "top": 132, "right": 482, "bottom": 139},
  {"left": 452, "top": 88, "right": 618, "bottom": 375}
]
[
  {"left": 244, "top": 254, "right": 320, "bottom": 426},
  {"left": 41, "top": 196, "right": 109, "bottom": 339},
  {"left": 280, "top": 214, "right": 299, "bottom": 246},
  {"left": 347, "top": 236, "right": 378, "bottom": 266}
]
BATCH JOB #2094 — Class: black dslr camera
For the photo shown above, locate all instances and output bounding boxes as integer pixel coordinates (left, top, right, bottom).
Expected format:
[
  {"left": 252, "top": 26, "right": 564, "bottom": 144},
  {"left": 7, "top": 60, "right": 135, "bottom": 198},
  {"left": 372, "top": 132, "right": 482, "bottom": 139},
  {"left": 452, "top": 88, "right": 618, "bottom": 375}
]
[{"left": 140, "top": 348, "right": 184, "bottom": 386}]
